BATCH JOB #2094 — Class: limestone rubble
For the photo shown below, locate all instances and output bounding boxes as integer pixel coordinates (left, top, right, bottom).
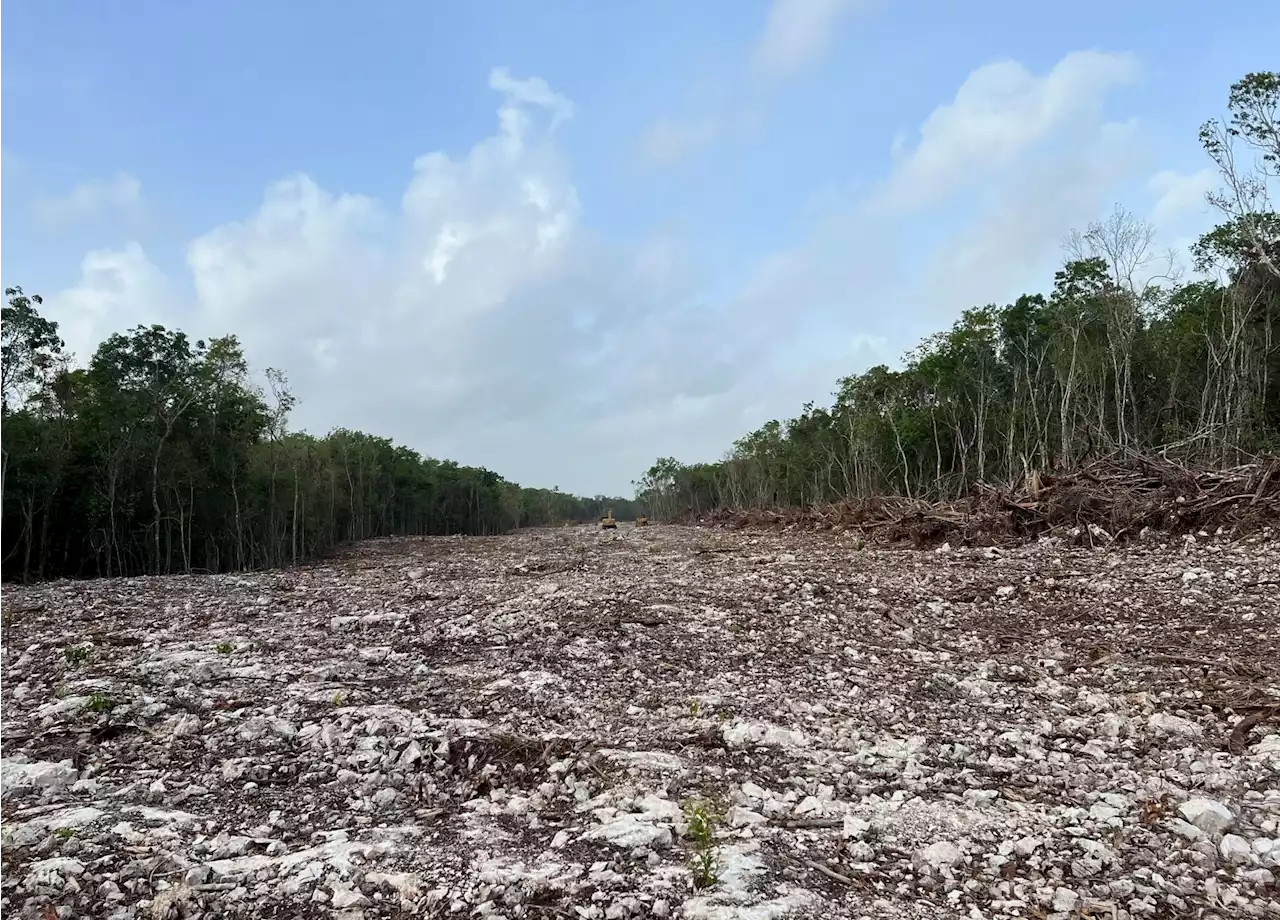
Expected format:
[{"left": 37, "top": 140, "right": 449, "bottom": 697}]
[{"left": 2, "top": 524, "right": 1277, "bottom": 918}]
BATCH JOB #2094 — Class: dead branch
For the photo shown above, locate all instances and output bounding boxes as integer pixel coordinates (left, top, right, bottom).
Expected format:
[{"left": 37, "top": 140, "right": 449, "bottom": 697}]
[{"left": 693, "top": 453, "right": 1280, "bottom": 546}]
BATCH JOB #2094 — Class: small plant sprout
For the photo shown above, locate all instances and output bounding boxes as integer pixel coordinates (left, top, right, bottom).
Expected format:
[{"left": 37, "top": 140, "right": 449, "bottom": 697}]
[
  {"left": 687, "top": 699, "right": 702, "bottom": 717},
  {"left": 332, "top": 690, "right": 348, "bottom": 706},
  {"left": 54, "top": 828, "right": 76, "bottom": 841},
  {"left": 64, "top": 645, "right": 90, "bottom": 667},
  {"left": 690, "top": 847, "right": 720, "bottom": 891},
  {"left": 682, "top": 797, "right": 723, "bottom": 890},
  {"left": 684, "top": 798, "right": 718, "bottom": 847},
  {"left": 216, "top": 642, "right": 234, "bottom": 654},
  {"left": 87, "top": 692, "right": 115, "bottom": 714}
]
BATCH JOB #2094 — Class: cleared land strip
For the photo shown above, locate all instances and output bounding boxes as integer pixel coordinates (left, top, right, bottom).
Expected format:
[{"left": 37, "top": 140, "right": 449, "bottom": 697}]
[{"left": 2, "top": 524, "right": 1278, "bottom": 919}]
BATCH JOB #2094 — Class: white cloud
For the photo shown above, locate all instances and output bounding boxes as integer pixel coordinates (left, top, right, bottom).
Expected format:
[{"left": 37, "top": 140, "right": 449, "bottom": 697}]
[
  {"left": 488, "top": 67, "right": 575, "bottom": 131},
  {"left": 33, "top": 172, "right": 142, "bottom": 226},
  {"left": 752, "top": 0, "right": 868, "bottom": 79},
  {"left": 874, "top": 51, "right": 1140, "bottom": 214},
  {"left": 187, "top": 174, "right": 388, "bottom": 361},
  {"left": 40, "top": 51, "right": 1159, "bottom": 493},
  {"left": 43, "top": 71, "right": 760, "bottom": 492},
  {"left": 1148, "top": 167, "right": 1216, "bottom": 228},
  {"left": 51, "top": 242, "right": 173, "bottom": 363}
]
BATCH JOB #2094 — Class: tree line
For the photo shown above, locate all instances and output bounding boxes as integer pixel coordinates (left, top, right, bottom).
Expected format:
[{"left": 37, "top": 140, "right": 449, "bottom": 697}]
[
  {"left": 1, "top": 301, "right": 638, "bottom": 581},
  {"left": 636, "top": 72, "right": 1280, "bottom": 519}
]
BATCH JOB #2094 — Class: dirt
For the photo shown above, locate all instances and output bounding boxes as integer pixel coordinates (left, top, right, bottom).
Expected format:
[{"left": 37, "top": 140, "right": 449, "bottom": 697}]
[{"left": 2, "top": 523, "right": 1278, "bottom": 919}]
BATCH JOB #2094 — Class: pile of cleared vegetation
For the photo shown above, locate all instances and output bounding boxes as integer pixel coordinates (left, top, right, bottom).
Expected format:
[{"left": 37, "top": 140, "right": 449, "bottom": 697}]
[{"left": 698, "top": 454, "right": 1280, "bottom": 547}]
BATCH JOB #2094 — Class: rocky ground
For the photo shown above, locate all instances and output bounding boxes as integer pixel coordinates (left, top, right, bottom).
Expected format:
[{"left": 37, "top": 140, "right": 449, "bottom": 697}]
[{"left": 2, "top": 523, "right": 1278, "bottom": 920}]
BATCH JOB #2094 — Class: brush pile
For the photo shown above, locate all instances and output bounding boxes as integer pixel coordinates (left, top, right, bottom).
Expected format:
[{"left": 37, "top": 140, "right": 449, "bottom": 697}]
[{"left": 698, "top": 454, "right": 1280, "bottom": 545}]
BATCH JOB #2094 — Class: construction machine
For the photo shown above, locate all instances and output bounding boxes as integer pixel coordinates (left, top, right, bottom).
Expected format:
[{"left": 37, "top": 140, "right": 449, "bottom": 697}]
[{"left": 601, "top": 508, "right": 618, "bottom": 530}]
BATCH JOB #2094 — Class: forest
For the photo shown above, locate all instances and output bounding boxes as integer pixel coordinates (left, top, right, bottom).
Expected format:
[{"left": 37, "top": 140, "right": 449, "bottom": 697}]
[
  {"left": 3, "top": 73, "right": 1276, "bottom": 580},
  {"left": 0, "top": 307, "right": 638, "bottom": 581},
  {"left": 635, "top": 72, "right": 1280, "bottom": 520}
]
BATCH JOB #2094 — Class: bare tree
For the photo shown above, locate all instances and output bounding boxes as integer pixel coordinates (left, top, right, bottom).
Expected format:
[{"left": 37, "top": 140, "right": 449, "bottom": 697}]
[
  {"left": 1200, "top": 72, "right": 1280, "bottom": 281},
  {"left": 1065, "top": 206, "right": 1179, "bottom": 448}
]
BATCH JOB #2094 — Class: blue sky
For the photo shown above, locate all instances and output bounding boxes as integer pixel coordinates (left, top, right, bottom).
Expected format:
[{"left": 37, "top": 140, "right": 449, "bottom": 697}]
[{"left": 3, "top": 0, "right": 1277, "bottom": 494}]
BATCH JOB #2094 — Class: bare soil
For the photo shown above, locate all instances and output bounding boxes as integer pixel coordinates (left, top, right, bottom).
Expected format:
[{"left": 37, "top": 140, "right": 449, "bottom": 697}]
[{"left": 2, "top": 523, "right": 1278, "bottom": 919}]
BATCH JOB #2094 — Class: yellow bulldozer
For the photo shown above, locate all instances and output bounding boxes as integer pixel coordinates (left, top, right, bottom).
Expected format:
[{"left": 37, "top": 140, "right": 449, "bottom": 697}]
[{"left": 600, "top": 508, "right": 617, "bottom": 530}]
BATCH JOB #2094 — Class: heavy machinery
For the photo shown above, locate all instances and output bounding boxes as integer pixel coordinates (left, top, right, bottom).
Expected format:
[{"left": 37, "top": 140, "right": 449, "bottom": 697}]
[
  {"left": 601, "top": 508, "right": 618, "bottom": 530},
  {"left": 635, "top": 515, "right": 649, "bottom": 527}
]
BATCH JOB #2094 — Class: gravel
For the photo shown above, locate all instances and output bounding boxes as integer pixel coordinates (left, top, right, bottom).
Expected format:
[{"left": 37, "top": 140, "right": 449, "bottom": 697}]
[{"left": 1, "top": 523, "right": 1278, "bottom": 919}]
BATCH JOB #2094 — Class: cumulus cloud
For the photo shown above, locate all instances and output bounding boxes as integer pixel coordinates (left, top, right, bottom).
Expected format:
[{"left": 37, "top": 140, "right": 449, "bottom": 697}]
[
  {"left": 52, "top": 242, "right": 174, "bottom": 363},
  {"left": 43, "top": 71, "right": 797, "bottom": 492},
  {"left": 42, "top": 50, "right": 1156, "bottom": 493},
  {"left": 873, "top": 51, "right": 1140, "bottom": 214},
  {"left": 182, "top": 77, "right": 589, "bottom": 435},
  {"left": 33, "top": 172, "right": 142, "bottom": 226},
  {"left": 752, "top": 0, "right": 870, "bottom": 79}
]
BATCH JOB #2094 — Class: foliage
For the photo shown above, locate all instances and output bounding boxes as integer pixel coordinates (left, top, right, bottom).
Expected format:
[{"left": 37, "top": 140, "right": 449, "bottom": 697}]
[
  {"left": 636, "top": 73, "right": 1280, "bottom": 518},
  {"left": 2, "top": 311, "right": 636, "bottom": 581},
  {"left": 682, "top": 797, "right": 722, "bottom": 890}
]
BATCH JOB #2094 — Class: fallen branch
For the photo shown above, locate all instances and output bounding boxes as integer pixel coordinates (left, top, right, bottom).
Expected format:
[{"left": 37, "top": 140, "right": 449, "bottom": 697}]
[
  {"left": 774, "top": 817, "right": 844, "bottom": 829},
  {"left": 1228, "top": 707, "right": 1278, "bottom": 756},
  {"left": 690, "top": 453, "right": 1280, "bottom": 546},
  {"left": 804, "top": 859, "right": 855, "bottom": 885}
]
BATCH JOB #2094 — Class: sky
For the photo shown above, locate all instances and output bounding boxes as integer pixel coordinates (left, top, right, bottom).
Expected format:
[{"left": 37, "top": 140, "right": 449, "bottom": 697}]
[{"left": 3, "top": 0, "right": 1277, "bottom": 496}]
